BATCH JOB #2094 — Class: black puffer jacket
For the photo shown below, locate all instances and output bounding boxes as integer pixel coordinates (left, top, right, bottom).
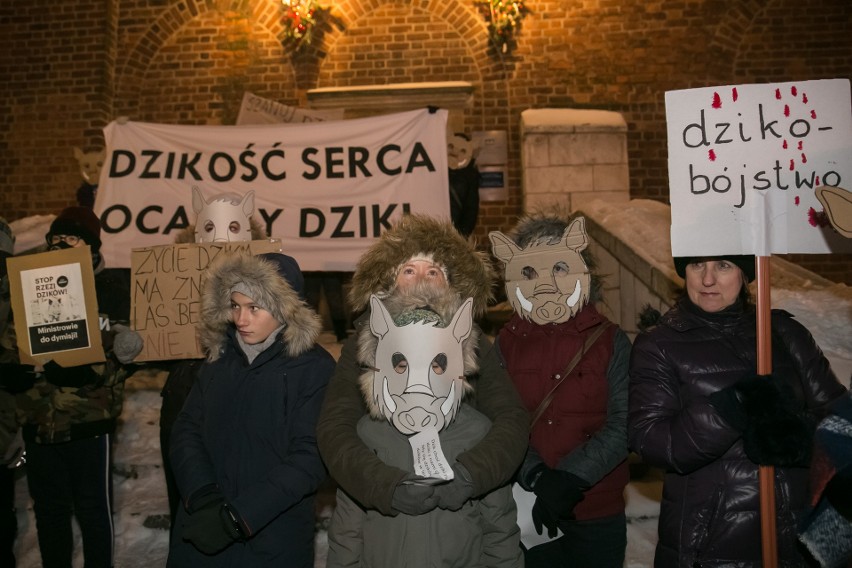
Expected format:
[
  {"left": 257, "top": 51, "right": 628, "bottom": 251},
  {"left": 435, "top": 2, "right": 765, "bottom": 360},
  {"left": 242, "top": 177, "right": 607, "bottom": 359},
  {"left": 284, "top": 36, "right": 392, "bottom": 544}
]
[{"left": 628, "top": 298, "right": 846, "bottom": 568}]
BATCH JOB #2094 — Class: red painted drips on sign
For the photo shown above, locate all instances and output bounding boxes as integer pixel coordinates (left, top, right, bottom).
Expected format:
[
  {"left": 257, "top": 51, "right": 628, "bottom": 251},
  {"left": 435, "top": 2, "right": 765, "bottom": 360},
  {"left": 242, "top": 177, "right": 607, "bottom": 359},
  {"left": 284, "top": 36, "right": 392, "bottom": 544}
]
[
  {"left": 789, "top": 159, "right": 795, "bottom": 171},
  {"left": 708, "top": 149, "right": 716, "bottom": 161},
  {"left": 801, "top": 153, "right": 807, "bottom": 164},
  {"left": 783, "top": 140, "right": 788, "bottom": 150},
  {"left": 791, "top": 86, "right": 798, "bottom": 97},
  {"left": 732, "top": 88, "right": 738, "bottom": 102},
  {"left": 712, "top": 92, "right": 722, "bottom": 109},
  {"left": 775, "top": 88, "right": 782, "bottom": 100},
  {"left": 802, "top": 93, "right": 808, "bottom": 104},
  {"left": 797, "top": 141, "right": 803, "bottom": 150},
  {"left": 784, "top": 104, "right": 790, "bottom": 117},
  {"left": 811, "top": 110, "right": 817, "bottom": 119},
  {"left": 795, "top": 196, "right": 800, "bottom": 205}
]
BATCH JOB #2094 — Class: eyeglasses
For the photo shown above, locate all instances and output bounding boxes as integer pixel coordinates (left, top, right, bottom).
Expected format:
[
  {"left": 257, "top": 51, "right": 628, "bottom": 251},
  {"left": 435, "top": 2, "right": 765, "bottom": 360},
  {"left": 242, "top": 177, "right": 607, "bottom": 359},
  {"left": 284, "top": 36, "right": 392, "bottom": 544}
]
[{"left": 48, "top": 234, "right": 82, "bottom": 246}]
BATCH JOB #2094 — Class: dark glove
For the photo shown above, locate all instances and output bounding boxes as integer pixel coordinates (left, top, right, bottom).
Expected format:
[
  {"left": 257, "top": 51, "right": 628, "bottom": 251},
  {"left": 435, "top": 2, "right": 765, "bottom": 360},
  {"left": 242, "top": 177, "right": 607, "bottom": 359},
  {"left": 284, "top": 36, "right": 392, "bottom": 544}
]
[
  {"left": 185, "top": 484, "right": 225, "bottom": 514},
  {"left": 531, "top": 468, "right": 586, "bottom": 520},
  {"left": 391, "top": 477, "right": 439, "bottom": 515},
  {"left": 434, "top": 462, "right": 475, "bottom": 511},
  {"left": 532, "top": 496, "right": 560, "bottom": 538},
  {"left": 713, "top": 375, "right": 815, "bottom": 466},
  {"left": 42, "top": 360, "right": 99, "bottom": 388},
  {"left": 182, "top": 501, "right": 242, "bottom": 555},
  {"left": 0, "top": 363, "right": 37, "bottom": 393}
]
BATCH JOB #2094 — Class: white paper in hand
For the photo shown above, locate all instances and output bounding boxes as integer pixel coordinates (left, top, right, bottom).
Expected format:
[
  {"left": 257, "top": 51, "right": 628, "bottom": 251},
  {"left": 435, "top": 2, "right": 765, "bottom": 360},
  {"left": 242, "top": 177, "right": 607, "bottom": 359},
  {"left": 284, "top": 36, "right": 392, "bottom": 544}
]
[{"left": 408, "top": 426, "right": 454, "bottom": 482}]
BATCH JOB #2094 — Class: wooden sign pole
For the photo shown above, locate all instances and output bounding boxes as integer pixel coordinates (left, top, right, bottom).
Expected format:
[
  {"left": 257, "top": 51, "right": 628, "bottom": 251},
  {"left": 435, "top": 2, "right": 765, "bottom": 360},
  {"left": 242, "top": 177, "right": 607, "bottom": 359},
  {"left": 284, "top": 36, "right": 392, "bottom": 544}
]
[{"left": 755, "top": 255, "right": 778, "bottom": 568}]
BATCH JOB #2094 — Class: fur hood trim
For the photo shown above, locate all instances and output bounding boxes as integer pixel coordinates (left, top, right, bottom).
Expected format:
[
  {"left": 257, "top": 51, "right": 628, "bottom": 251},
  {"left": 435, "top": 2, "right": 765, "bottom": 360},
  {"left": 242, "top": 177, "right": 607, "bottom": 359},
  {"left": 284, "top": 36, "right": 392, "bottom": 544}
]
[
  {"left": 356, "top": 285, "right": 478, "bottom": 418},
  {"left": 173, "top": 218, "right": 266, "bottom": 244},
  {"left": 199, "top": 252, "right": 321, "bottom": 361},
  {"left": 348, "top": 214, "right": 496, "bottom": 317}
]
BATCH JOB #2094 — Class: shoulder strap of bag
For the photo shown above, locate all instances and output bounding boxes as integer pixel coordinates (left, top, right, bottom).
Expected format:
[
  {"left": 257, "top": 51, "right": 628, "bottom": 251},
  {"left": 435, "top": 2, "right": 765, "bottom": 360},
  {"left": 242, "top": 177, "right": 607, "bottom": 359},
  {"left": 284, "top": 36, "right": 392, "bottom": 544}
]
[{"left": 529, "top": 322, "right": 612, "bottom": 428}]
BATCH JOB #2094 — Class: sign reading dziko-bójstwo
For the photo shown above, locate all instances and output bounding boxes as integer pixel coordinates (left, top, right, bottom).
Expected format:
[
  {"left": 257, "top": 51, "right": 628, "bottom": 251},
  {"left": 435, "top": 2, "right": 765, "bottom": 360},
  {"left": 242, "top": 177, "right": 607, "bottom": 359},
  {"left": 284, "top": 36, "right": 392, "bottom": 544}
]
[
  {"left": 95, "top": 108, "right": 450, "bottom": 270},
  {"left": 666, "top": 79, "right": 852, "bottom": 256}
]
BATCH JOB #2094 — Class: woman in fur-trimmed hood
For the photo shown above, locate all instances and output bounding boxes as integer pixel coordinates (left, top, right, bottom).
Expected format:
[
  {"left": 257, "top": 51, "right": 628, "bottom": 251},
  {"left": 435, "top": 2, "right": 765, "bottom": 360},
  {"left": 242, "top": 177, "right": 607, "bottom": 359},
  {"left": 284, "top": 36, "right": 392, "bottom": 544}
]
[
  {"left": 348, "top": 213, "right": 496, "bottom": 317},
  {"left": 318, "top": 214, "right": 529, "bottom": 518},
  {"left": 168, "top": 252, "right": 335, "bottom": 568}
]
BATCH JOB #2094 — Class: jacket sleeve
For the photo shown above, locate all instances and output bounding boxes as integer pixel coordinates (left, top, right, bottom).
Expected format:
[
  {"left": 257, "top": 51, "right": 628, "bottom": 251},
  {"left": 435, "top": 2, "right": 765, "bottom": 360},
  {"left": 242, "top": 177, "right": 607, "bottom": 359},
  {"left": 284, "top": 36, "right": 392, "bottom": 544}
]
[
  {"left": 772, "top": 312, "right": 847, "bottom": 416},
  {"left": 230, "top": 355, "right": 333, "bottom": 535},
  {"left": 555, "top": 328, "right": 630, "bottom": 485},
  {"left": 628, "top": 331, "right": 741, "bottom": 474},
  {"left": 478, "top": 485, "right": 524, "bottom": 568},
  {"left": 325, "top": 490, "right": 366, "bottom": 568},
  {"left": 317, "top": 332, "right": 408, "bottom": 515},
  {"left": 169, "top": 373, "right": 219, "bottom": 510},
  {"left": 456, "top": 335, "right": 530, "bottom": 497}
]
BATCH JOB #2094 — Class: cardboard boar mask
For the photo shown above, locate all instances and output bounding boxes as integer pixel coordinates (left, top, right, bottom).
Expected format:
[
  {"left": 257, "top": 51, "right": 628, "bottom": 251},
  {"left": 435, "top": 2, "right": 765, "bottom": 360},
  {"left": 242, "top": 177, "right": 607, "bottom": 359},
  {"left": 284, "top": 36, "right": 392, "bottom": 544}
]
[
  {"left": 368, "top": 294, "right": 473, "bottom": 435},
  {"left": 490, "top": 217, "right": 591, "bottom": 325},
  {"left": 192, "top": 187, "right": 254, "bottom": 243}
]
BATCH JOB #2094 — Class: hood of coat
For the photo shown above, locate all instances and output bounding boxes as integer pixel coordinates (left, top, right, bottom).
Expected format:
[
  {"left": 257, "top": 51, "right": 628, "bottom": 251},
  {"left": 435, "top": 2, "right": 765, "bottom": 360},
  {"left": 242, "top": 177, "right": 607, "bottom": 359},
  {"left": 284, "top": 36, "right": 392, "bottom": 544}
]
[
  {"left": 173, "top": 218, "right": 267, "bottom": 244},
  {"left": 348, "top": 214, "right": 496, "bottom": 318},
  {"left": 356, "top": 283, "right": 479, "bottom": 420},
  {"left": 199, "top": 252, "right": 321, "bottom": 361}
]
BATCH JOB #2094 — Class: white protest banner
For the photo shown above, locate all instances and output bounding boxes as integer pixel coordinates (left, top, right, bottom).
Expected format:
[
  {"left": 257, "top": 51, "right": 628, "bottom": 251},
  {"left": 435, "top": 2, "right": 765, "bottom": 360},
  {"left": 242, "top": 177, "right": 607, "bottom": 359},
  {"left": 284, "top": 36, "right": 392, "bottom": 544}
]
[
  {"left": 666, "top": 79, "right": 852, "bottom": 256},
  {"left": 95, "top": 108, "right": 450, "bottom": 270},
  {"left": 236, "top": 91, "right": 344, "bottom": 125},
  {"left": 7, "top": 246, "right": 105, "bottom": 366}
]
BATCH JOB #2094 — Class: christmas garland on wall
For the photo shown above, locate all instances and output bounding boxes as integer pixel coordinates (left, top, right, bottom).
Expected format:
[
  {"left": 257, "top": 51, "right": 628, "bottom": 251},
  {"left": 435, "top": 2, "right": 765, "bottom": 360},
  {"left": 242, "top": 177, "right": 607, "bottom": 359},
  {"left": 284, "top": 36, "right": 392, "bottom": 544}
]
[
  {"left": 281, "top": 0, "right": 330, "bottom": 51},
  {"left": 475, "top": 0, "right": 529, "bottom": 53}
]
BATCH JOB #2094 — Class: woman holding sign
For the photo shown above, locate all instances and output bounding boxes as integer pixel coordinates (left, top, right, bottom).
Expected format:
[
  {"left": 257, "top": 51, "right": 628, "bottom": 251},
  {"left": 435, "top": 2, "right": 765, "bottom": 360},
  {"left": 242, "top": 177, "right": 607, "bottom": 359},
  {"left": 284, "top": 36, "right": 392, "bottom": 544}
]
[{"left": 628, "top": 255, "right": 846, "bottom": 567}]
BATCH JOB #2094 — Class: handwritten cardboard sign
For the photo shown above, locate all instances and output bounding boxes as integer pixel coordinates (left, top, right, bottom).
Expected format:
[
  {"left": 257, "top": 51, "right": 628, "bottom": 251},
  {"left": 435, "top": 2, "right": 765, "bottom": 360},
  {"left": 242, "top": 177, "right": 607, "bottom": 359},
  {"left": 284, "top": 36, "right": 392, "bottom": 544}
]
[
  {"left": 666, "top": 79, "right": 852, "bottom": 256},
  {"left": 7, "top": 246, "right": 105, "bottom": 366},
  {"left": 130, "top": 239, "right": 282, "bottom": 362}
]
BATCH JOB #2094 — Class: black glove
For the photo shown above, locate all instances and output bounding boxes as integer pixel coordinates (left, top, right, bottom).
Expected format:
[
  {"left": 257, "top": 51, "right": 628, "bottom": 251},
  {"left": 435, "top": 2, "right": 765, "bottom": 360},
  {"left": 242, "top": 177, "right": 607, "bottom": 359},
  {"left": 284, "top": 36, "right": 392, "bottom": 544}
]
[
  {"left": 532, "top": 496, "right": 559, "bottom": 538},
  {"left": 434, "top": 462, "right": 475, "bottom": 511},
  {"left": 712, "top": 375, "right": 815, "bottom": 466},
  {"left": 42, "top": 360, "right": 99, "bottom": 388},
  {"left": 531, "top": 468, "right": 586, "bottom": 520},
  {"left": 182, "top": 501, "right": 242, "bottom": 555},
  {"left": 391, "top": 477, "right": 439, "bottom": 515},
  {"left": 0, "top": 363, "right": 36, "bottom": 393}
]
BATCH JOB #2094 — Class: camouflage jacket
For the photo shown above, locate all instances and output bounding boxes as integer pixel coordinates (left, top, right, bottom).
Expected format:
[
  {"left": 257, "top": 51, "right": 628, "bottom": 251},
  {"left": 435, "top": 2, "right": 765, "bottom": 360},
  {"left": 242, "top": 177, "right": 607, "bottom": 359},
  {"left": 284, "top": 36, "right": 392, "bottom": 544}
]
[{"left": 16, "top": 322, "right": 132, "bottom": 445}]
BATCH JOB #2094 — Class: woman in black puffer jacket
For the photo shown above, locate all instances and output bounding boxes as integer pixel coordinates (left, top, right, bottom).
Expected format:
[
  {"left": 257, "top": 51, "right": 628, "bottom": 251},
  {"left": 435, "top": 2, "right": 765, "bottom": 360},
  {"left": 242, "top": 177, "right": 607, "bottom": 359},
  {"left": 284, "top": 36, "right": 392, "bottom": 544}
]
[{"left": 628, "top": 255, "right": 847, "bottom": 568}]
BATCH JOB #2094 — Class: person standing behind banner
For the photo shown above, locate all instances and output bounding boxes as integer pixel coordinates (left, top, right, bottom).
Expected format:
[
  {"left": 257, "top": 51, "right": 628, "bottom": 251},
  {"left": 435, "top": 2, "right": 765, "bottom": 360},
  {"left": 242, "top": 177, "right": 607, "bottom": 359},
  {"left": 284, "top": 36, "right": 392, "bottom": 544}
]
[
  {"left": 167, "top": 252, "right": 333, "bottom": 567},
  {"left": 158, "top": 188, "right": 267, "bottom": 534},
  {"left": 628, "top": 255, "right": 847, "bottom": 567},
  {"left": 14, "top": 207, "right": 143, "bottom": 568},
  {"left": 490, "top": 214, "right": 630, "bottom": 568}
]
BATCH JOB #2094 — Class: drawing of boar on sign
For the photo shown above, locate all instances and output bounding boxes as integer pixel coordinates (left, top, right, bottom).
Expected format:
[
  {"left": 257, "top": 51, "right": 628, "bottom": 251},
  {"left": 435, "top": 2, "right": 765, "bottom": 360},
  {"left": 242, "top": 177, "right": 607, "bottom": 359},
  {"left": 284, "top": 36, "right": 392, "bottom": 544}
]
[
  {"left": 489, "top": 215, "right": 594, "bottom": 325},
  {"left": 361, "top": 290, "right": 475, "bottom": 435}
]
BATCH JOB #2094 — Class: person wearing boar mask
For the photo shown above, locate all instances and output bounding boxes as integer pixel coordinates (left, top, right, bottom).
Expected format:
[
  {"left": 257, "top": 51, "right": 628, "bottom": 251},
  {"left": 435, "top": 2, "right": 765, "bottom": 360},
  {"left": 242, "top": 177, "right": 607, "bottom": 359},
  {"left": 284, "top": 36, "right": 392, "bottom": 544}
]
[{"left": 490, "top": 213, "right": 631, "bottom": 567}]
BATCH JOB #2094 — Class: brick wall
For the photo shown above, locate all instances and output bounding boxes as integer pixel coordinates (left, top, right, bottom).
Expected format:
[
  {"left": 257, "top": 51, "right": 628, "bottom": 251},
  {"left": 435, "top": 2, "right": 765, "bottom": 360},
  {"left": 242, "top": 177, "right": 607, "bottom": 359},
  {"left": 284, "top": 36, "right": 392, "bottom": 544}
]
[{"left": 1, "top": 0, "right": 850, "bottom": 282}]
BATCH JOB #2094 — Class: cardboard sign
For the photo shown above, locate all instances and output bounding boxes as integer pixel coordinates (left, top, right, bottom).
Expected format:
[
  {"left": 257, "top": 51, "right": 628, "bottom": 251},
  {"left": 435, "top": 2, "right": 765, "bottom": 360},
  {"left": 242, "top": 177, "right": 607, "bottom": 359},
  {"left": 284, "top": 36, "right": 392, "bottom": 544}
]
[
  {"left": 236, "top": 91, "right": 344, "bottom": 125},
  {"left": 130, "top": 239, "right": 282, "bottom": 362},
  {"left": 666, "top": 79, "right": 852, "bottom": 256},
  {"left": 7, "top": 246, "right": 105, "bottom": 366}
]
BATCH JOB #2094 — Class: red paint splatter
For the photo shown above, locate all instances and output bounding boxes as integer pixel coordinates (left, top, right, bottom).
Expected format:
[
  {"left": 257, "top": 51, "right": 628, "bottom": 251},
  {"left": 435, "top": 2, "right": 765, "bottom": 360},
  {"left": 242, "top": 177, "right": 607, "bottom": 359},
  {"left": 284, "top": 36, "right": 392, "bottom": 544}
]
[
  {"left": 811, "top": 110, "right": 817, "bottom": 119},
  {"left": 801, "top": 153, "right": 807, "bottom": 164},
  {"left": 802, "top": 93, "right": 808, "bottom": 104},
  {"left": 711, "top": 92, "right": 722, "bottom": 109},
  {"left": 782, "top": 140, "right": 788, "bottom": 150},
  {"left": 784, "top": 104, "right": 790, "bottom": 117},
  {"left": 708, "top": 149, "right": 716, "bottom": 161},
  {"left": 797, "top": 141, "right": 803, "bottom": 150},
  {"left": 808, "top": 208, "right": 830, "bottom": 228},
  {"left": 795, "top": 196, "right": 800, "bottom": 205},
  {"left": 775, "top": 88, "right": 782, "bottom": 100},
  {"left": 791, "top": 86, "right": 798, "bottom": 96},
  {"left": 732, "top": 87, "right": 738, "bottom": 102},
  {"left": 789, "top": 159, "right": 795, "bottom": 171}
]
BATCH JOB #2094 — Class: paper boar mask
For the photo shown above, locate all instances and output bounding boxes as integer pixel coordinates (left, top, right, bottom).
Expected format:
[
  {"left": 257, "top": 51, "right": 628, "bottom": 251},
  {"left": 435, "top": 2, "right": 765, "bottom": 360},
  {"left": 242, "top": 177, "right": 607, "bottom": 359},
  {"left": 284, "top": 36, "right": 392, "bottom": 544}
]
[
  {"left": 489, "top": 217, "right": 591, "bottom": 324},
  {"left": 192, "top": 187, "right": 255, "bottom": 243},
  {"left": 367, "top": 294, "right": 473, "bottom": 435}
]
